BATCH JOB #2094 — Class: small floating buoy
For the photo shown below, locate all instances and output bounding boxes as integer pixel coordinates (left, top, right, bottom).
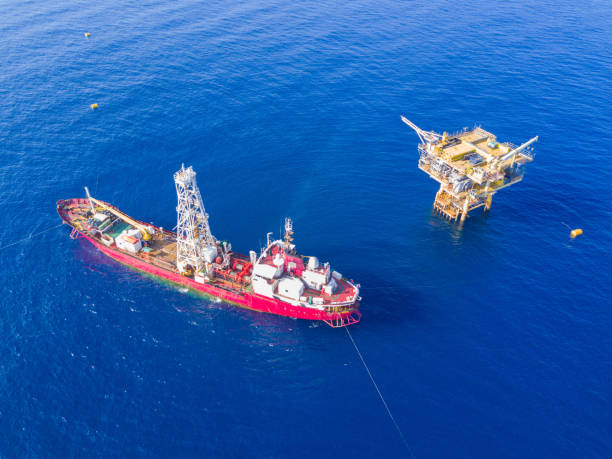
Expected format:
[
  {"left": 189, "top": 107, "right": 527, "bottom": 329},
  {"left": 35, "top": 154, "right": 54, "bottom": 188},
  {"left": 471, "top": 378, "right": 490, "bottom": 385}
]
[
  {"left": 84, "top": 32, "right": 91, "bottom": 38},
  {"left": 90, "top": 103, "right": 98, "bottom": 110},
  {"left": 570, "top": 228, "right": 583, "bottom": 238}
]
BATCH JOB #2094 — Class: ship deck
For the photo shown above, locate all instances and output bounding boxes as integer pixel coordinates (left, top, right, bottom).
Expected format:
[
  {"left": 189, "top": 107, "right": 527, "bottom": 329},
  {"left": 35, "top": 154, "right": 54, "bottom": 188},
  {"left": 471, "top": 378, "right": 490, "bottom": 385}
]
[
  {"left": 303, "top": 283, "right": 355, "bottom": 304},
  {"left": 58, "top": 198, "right": 180, "bottom": 271},
  {"left": 58, "top": 198, "right": 358, "bottom": 308},
  {"left": 258, "top": 254, "right": 357, "bottom": 305},
  {"left": 428, "top": 127, "right": 533, "bottom": 176},
  {"left": 57, "top": 199, "right": 257, "bottom": 292}
]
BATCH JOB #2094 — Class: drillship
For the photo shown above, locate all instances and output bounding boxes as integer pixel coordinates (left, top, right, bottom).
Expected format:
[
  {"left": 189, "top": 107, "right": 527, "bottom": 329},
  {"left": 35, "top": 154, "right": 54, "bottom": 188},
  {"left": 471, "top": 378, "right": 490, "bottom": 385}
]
[{"left": 57, "top": 165, "right": 361, "bottom": 327}]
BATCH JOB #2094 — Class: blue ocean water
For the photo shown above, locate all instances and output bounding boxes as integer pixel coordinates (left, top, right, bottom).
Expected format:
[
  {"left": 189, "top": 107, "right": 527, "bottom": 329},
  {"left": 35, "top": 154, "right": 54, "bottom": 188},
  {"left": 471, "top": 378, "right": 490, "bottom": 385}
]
[{"left": 1, "top": 0, "right": 611, "bottom": 456}]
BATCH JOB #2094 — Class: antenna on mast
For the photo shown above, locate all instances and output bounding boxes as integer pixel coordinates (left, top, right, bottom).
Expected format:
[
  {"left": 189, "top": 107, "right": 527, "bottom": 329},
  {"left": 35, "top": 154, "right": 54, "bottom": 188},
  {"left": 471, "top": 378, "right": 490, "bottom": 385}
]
[{"left": 284, "top": 218, "right": 294, "bottom": 245}]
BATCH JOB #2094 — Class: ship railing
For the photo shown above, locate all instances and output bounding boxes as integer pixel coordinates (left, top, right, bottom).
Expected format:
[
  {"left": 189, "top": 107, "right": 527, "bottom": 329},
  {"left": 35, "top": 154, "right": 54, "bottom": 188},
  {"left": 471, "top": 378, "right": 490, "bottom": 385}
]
[
  {"left": 152, "top": 257, "right": 175, "bottom": 271},
  {"left": 210, "top": 270, "right": 249, "bottom": 291},
  {"left": 323, "top": 310, "right": 361, "bottom": 328},
  {"left": 325, "top": 305, "right": 350, "bottom": 312},
  {"left": 69, "top": 228, "right": 84, "bottom": 239}
]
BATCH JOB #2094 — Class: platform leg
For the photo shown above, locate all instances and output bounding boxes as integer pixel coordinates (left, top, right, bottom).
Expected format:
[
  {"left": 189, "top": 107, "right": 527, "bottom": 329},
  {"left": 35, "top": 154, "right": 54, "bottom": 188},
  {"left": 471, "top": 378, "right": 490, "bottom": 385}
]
[
  {"left": 485, "top": 194, "right": 492, "bottom": 212},
  {"left": 460, "top": 197, "right": 469, "bottom": 223}
]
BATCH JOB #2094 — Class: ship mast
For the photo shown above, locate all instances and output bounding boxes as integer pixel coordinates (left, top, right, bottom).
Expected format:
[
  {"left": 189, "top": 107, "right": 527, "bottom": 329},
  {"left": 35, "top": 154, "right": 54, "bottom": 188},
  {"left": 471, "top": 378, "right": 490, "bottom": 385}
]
[
  {"left": 174, "top": 164, "right": 216, "bottom": 273},
  {"left": 284, "top": 218, "right": 294, "bottom": 245}
]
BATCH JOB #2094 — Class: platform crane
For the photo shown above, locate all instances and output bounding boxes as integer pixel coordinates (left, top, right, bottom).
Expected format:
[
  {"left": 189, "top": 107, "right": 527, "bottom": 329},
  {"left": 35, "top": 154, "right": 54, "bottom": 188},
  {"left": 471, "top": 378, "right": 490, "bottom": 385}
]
[{"left": 400, "top": 116, "right": 442, "bottom": 145}]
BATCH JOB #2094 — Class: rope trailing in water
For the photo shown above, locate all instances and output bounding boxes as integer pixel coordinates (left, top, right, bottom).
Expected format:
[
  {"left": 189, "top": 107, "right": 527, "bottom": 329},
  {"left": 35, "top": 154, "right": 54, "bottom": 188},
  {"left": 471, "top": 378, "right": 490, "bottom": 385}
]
[
  {"left": 345, "top": 327, "right": 414, "bottom": 457},
  {"left": 0, "top": 223, "right": 64, "bottom": 252}
]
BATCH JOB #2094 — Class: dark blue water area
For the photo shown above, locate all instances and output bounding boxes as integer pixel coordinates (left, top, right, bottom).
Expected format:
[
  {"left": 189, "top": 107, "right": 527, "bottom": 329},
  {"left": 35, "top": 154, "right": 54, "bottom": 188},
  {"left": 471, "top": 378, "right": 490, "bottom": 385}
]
[{"left": 1, "top": 0, "right": 611, "bottom": 457}]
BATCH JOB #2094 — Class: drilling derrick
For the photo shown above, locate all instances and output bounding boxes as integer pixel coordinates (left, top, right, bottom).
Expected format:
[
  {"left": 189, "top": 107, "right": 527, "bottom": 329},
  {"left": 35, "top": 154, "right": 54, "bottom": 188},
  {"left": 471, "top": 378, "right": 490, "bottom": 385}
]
[
  {"left": 174, "top": 164, "right": 216, "bottom": 274},
  {"left": 401, "top": 116, "right": 537, "bottom": 222}
]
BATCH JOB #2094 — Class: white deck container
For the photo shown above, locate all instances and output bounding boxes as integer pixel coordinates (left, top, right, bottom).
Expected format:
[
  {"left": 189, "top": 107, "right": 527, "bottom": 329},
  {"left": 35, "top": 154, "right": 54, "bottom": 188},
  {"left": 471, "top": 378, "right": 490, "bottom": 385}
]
[
  {"left": 115, "top": 234, "right": 142, "bottom": 254},
  {"left": 277, "top": 277, "right": 304, "bottom": 301},
  {"left": 252, "top": 276, "right": 277, "bottom": 297},
  {"left": 253, "top": 263, "right": 282, "bottom": 280}
]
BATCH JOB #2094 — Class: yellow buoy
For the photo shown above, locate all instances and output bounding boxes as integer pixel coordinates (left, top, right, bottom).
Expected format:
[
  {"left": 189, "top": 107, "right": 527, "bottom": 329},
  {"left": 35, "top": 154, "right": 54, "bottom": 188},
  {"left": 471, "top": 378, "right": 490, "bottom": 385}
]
[
  {"left": 570, "top": 228, "right": 583, "bottom": 238},
  {"left": 90, "top": 103, "right": 99, "bottom": 110},
  {"left": 84, "top": 32, "right": 91, "bottom": 38}
]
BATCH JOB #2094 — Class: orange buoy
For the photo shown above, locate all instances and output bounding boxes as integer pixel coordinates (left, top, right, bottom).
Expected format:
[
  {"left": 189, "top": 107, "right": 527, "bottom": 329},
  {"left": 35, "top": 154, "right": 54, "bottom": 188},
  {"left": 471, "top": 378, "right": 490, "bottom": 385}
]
[
  {"left": 570, "top": 228, "right": 583, "bottom": 238},
  {"left": 84, "top": 32, "right": 91, "bottom": 38},
  {"left": 90, "top": 103, "right": 99, "bottom": 110}
]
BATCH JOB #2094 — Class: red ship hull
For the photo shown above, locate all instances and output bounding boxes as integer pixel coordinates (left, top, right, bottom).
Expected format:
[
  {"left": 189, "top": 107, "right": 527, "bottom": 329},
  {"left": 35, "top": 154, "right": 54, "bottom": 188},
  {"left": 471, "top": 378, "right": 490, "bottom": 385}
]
[
  {"left": 76, "top": 231, "right": 359, "bottom": 325},
  {"left": 58, "top": 199, "right": 361, "bottom": 327}
]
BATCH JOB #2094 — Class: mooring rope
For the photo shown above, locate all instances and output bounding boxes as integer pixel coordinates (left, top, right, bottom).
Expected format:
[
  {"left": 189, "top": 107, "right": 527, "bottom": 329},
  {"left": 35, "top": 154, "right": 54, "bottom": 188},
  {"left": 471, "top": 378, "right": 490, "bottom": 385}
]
[
  {"left": 345, "top": 327, "right": 414, "bottom": 457},
  {"left": 0, "top": 223, "right": 64, "bottom": 252}
]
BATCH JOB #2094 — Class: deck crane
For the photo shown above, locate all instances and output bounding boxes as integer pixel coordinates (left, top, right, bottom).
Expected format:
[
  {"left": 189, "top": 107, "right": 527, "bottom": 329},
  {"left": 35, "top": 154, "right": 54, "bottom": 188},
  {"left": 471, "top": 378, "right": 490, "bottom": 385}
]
[
  {"left": 84, "top": 187, "right": 154, "bottom": 240},
  {"left": 400, "top": 116, "right": 442, "bottom": 145},
  {"left": 494, "top": 135, "right": 539, "bottom": 168}
]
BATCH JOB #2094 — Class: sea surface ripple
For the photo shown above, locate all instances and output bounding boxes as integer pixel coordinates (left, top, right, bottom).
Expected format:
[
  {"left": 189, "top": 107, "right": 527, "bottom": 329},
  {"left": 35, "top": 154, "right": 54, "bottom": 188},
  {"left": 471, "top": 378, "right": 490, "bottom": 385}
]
[{"left": 0, "top": 0, "right": 611, "bottom": 457}]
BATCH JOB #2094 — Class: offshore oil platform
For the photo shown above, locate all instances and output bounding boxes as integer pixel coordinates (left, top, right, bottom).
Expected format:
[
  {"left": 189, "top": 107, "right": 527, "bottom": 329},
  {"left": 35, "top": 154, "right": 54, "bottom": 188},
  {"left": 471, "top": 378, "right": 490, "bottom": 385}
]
[{"left": 402, "top": 117, "right": 538, "bottom": 222}]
